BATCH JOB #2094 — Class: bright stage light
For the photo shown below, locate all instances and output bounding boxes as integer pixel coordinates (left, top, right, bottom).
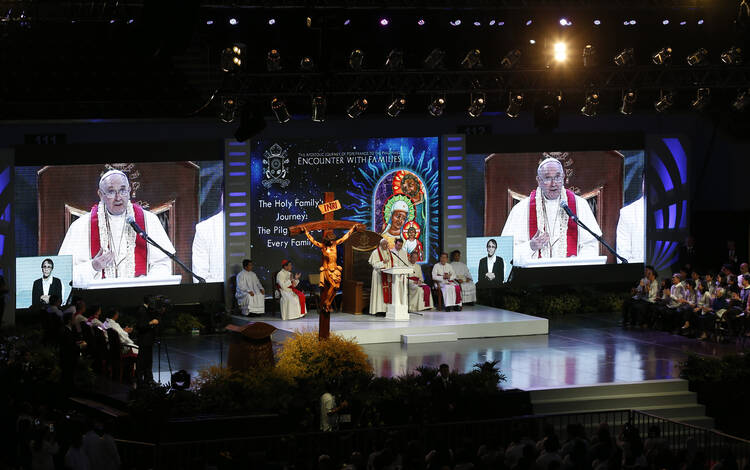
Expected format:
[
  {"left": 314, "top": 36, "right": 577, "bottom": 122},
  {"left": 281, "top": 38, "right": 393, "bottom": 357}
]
[
  {"left": 652, "top": 47, "right": 672, "bottom": 65},
  {"left": 506, "top": 92, "right": 524, "bottom": 118},
  {"left": 299, "top": 56, "right": 314, "bottom": 71},
  {"left": 220, "top": 43, "right": 245, "bottom": 73},
  {"left": 553, "top": 42, "right": 567, "bottom": 62},
  {"left": 229, "top": 18, "right": 238, "bottom": 26},
  {"left": 386, "top": 96, "right": 407, "bottom": 117},
  {"left": 593, "top": 19, "right": 601, "bottom": 25},
  {"left": 428, "top": 97, "right": 446, "bottom": 117},
  {"left": 347, "top": 98, "right": 368, "bottom": 118},
  {"left": 580, "top": 90, "right": 599, "bottom": 117},
  {"left": 379, "top": 18, "right": 389, "bottom": 26},
  {"left": 662, "top": 19, "right": 670, "bottom": 25},
  {"left": 219, "top": 97, "right": 238, "bottom": 123},
  {"left": 417, "top": 18, "right": 425, "bottom": 26},
  {"left": 266, "top": 49, "right": 282, "bottom": 71},
  {"left": 268, "top": 18, "right": 276, "bottom": 25},
  {"left": 529, "top": 39, "right": 536, "bottom": 44},
  {"left": 467, "top": 93, "right": 486, "bottom": 118}
]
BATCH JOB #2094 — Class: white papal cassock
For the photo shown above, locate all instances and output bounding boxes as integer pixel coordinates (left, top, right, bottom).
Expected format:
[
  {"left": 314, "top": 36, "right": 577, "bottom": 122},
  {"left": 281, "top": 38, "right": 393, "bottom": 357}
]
[
  {"left": 235, "top": 269, "right": 265, "bottom": 315},
  {"left": 616, "top": 197, "right": 645, "bottom": 264},
  {"left": 500, "top": 190, "right": 601, "bottom": 266},
  {"left": 192, "top": 211, "right": 225, "bottom": 282},
  {"left": 432, "top": 262, "right": 462, "bottom": 308},
  {"left": 406, "top": 261, "right": 433, "bottom": 312},
  {"left": 368, "top": 247, "right": 394, "bottom": 315},
  {"left": 59, "top": 206, "right": 174, "bottom": 288},
  {"left": 276, "top": 270, "right": 305, "bottom": 320},
  {"left": 450, "top": 261, "right": 476, "bottom": 303}
]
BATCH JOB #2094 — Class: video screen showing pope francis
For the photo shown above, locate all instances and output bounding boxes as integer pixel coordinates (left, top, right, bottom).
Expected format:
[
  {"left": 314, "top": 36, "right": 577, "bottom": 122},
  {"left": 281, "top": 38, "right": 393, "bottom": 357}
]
[
  {"left": 15, "top": 161, "right": 225, "bottom": 289},
  {"left": 464, "top": 150, "right": 645, "bottom": 267}
]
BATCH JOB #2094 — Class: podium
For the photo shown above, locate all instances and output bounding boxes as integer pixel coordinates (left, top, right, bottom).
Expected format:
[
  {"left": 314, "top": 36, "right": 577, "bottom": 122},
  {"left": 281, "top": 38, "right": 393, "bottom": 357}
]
[
  {"left": 382, "top": 266, "right": 412, "bottom": 321},
  {"left": 81, "top": 274, "right": 183, "bottom": 290}
]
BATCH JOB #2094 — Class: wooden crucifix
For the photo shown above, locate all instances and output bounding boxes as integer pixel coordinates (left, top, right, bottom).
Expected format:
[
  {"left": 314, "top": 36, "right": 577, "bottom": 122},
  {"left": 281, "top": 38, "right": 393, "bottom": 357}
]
[{"left": 288, "top": 192, "right": 365, "bottom": 339}]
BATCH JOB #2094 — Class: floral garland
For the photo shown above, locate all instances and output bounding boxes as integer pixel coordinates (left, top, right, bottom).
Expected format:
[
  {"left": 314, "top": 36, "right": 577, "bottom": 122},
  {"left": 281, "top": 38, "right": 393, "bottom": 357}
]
[{"left": 97, "top": 200, "right": 137, "bottom": 278}]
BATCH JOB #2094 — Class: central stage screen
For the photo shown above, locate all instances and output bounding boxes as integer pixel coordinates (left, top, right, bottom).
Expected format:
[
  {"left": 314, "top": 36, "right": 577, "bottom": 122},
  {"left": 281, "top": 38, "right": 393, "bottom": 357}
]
[
  {"left": 15, "top": 160, "right": 224, "bottom": 299},
  {"left": 250, "top": 137, "right": 439, "bottom": 280},
  {"left": 465, "top": 150, "right": 645, "bottom": 267}
]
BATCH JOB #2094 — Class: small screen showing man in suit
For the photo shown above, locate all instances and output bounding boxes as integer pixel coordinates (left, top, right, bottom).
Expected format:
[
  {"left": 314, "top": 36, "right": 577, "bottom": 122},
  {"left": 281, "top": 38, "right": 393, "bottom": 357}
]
[
  {"left": 466, "top": 236, "right": 513, "bottom": 287},
  {"left": 16, "top": 256, "right": 73, "bottom": 309}
]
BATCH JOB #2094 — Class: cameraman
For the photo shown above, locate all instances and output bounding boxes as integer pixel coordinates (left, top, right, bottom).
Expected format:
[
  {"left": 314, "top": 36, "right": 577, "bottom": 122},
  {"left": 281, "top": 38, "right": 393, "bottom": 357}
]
[{"left": 135, "top": 295, "right": 167, "bottom": 386}]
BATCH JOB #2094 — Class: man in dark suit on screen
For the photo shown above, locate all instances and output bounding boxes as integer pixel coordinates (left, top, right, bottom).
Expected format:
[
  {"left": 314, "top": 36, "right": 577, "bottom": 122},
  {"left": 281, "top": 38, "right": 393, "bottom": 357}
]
[
  {"left": 477, "top": 239, "right": 505, "bottom": 306},
  {"left": 32, "top": 258, "right": 63, "bottom": 307}
]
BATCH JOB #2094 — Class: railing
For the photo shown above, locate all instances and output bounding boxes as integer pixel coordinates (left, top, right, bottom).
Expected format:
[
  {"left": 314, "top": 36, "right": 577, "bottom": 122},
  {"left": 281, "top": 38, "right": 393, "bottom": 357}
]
[{"left": 115, "top": 409, "right": 750, "bottom": 470}]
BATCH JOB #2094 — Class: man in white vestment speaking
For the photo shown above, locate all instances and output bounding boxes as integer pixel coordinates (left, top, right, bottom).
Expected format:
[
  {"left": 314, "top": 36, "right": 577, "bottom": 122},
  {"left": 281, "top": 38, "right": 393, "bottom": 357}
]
[
  {"left": 406, "top": 251, "right": 433, "bottom": 312},
  {"left": 192, "top": 206, "right": 225, "bottom": 283},
  {"left": 450, "top": 250, "right": 476, "bottom": 304},
  {"left": 235, "top": 259, "right": 265, "bottom": 316},
  {"left": 59, "top": 170, "right": 175, "bottom": 288},
  {"left": 432, "top": 253, "right": 462, "bottom": 311},
  {"left": 616, "top": 196, "right": 645, "bottom": 264},
  {"left": 369, "top": 239, "right": 397, "bottom": 315},
  {"left": 501, "top": 157, "right": 602, "bottom": 266}
]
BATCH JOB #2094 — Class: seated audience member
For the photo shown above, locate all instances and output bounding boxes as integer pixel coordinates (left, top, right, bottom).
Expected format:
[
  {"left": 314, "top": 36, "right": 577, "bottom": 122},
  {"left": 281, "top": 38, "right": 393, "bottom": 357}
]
[
  {"left": 677, "top": 279, "right": 698, "bottom": 333},
  {"left": 86, "top": 305, "right": 105, "bottom": 332},
  {"left": 656, "top": 274, "right": 685, "bottom": 331},
  {"left": 623, "top": 266, "right": 658, "bottom": 327},
  {"left": 45, "top": 295, "right": 64, "bottom": 319},
  {"left": 103, "top": 308, "right": 138, "bottom": 355},
  {"left": 71, "top": 300, "right": 88, "bottom": 334}
]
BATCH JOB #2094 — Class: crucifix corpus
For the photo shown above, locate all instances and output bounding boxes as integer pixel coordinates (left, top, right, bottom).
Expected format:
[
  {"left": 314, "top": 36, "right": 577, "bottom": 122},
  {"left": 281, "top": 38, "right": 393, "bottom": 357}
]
[{"left": 288, "top": 192, "right": 365, "bottom": 339}]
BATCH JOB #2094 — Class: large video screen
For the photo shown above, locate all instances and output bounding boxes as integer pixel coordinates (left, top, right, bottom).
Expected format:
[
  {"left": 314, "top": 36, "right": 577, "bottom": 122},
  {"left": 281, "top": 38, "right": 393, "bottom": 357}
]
[
  {"left": 250, "top": 137, "right": 439, "bottom": 280},
  {"left": 465, "top": 150, "right": 645, "bottom": 267},
  {"left": 15, "top": 161, "right": 224, "bottom": 290}
]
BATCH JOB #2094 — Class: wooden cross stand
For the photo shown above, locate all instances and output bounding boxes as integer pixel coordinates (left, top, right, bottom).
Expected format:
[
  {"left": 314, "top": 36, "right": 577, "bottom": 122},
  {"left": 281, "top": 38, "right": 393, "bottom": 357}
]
[{"left": 289, "top": 191, "right": 365, "bottom": 339}]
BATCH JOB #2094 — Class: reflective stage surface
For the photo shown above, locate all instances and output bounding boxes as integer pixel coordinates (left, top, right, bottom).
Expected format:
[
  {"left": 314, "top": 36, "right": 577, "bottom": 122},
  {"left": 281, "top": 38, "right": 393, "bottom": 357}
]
[{"left": 149, "top": 312, "right": 740, "bottom": 390}]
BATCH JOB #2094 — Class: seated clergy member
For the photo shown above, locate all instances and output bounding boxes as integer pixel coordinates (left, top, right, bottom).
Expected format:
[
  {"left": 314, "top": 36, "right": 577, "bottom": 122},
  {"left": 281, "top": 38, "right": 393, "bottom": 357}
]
[
  {"left": 276, "top": 260, "right": 306, "bottom": 320},
  {"left": 192, "top": 201, "right": 225, "bottom": 282},
  {"left": 450, "top": 250, "right": 476, "bottom": 305},
  {"left": 406, "top": 251, "right": 433, "bottom": 312},
  {"left": 501, "top": 157, "right": 601, "bottom": 266},
  {"left": 432, "top": 252, "right": 462, "bottom": 311},
  {"left": 59, "top": 169, "right": 175, "bottom": 287},
  {"left": 369, "top": 239, "right": 394, "bottom": 315},
  {"left": 235, "top": 259, "right": 265, "bottom": 316}
]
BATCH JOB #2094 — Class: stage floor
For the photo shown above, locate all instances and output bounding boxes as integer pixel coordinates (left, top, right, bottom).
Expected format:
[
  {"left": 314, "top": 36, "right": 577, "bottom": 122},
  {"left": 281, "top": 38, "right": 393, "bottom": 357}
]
[{"left": 232, "top": 305, "right": 549, "bottom": 345}]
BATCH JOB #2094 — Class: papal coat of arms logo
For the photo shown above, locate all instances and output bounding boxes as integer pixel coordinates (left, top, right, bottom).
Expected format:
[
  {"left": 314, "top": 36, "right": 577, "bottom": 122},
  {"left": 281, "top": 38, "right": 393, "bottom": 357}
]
[{"left": 262, "top": 143, "right": 290, "bottom": 188}]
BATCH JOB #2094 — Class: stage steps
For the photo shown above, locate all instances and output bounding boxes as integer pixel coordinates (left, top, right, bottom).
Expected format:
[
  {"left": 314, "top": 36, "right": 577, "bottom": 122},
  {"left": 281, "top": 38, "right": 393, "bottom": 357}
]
[{"left": 530, "top": 379, "right": 714, "bottom": 429}]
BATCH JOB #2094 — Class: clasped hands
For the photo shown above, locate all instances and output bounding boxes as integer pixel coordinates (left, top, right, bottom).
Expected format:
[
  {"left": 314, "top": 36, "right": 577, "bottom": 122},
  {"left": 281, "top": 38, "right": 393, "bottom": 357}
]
[{"left": 248, "top": 289, "right": 266, "bottom": 296}]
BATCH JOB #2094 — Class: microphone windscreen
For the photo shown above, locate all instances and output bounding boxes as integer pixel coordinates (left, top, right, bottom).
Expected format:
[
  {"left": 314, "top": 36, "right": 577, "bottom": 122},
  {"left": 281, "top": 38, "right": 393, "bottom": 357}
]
[{"left": 125, "top": 215, "right": 136, "bottom": 224}]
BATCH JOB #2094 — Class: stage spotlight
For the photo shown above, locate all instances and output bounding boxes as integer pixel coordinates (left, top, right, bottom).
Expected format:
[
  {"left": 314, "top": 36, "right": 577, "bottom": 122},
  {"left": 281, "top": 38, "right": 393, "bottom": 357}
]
[
  {"left": 467, "top": 92, "right": 486, "bottom": 118},
  {"left": 424, "top": 48, "right": 445, "bottom": 70},
  {"left": 266, "top": 49, "right": 282, "bottom": 71},
  {"left": 428, "top": 97, "right": 446, "bottom": 117},
  {"left": 654, "top": 90, "right": 675, "bottom": 112},
  {"left": 271, "top": 97, "right": 291, "bottom": 123},
  {"left": 220, "top": 43, "right": 245, "bottom": 72},
  {"left": 386, "top": 96, "right": 407, "bottom": 117},
  {"left": 299, "top": 56, "right": 314, "bottom": 71},
  {"left": 347, "top": 98, "right": 368, "bottom": 118},
  {"left": 691, "top": 88, "right": 711, "bottom": 111},
  {"left": 349, "top": 49, "right": 364, "bottom": 70},
  {"left": 582, "top": 45, "right": 596, "bottom": 67},
  {"left": 580, "top": 90, "right": 600, "bottom": 117},
  {"left": 687, "top": 48, "right": 708, "bottom": 66},
  {"left": 171, "top": 370, "right": 191, "bottom": 390},
  {"left": 379, "top": 18, "right": 389, "bottom": 27},
  {"left": 620, "top": 90, "right": 637, "bottom": 115},
  {"left": 311, "top": 96, "right": 326, "bottom": 122},
  {"left": 613, "top": 48, "right": 635, "bottom": 67},
  {"left": 553, "top": 42, "right": 567, "bottom": 62},
  {"left": 461, "top": 49, "right": 482, "bottom": 69},
  {"left": 506, "top": 92, "right": 524, "bottom": 118},
  {"left": 721, "top": 46, "right": 743, "bottom": 65},
  {"left": 501, "top": 49, "right": 522, "bottom": 69},
  {"left": 651, "top": 47, "right": 672, "bottom": 65},
  {"left": 385, "top": 49, "right": 404, "bottom": 70},
  {"left": 219, "top": 97, "right": 238, "bottom": 123},
  {"left": 732, "top": 89, "right": 750, "bottom": 112}
]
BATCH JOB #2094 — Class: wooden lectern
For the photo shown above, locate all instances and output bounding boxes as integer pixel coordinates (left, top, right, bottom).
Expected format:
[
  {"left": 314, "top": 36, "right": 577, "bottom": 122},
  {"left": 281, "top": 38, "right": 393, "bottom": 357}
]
[{"left": 225, "top": 322, "right": 277, "bottom": 371}]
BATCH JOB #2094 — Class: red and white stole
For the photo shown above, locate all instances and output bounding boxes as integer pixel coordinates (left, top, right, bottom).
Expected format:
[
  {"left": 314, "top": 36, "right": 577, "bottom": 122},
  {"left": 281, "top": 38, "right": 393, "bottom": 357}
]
[
  {"left": 90, "top": 202, "right": 147, "bottom": 278},
  {"left": 378, "top": 247, "right": 393, "bottom": 304},
  {"left": 528, "top": 188, "right": 578, "bottom": 258}
]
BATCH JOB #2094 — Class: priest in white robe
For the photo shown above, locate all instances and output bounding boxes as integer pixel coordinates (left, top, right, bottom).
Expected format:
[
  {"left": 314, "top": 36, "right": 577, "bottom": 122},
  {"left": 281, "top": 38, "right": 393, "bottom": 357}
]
[
  {"left": 58, "top": 170, "right": 175, "bottom": 288},
  {"left": 369, "top": 239, "right": 395, "bottom": 315},
  {"left": 616, "top": 196, "right": 645, "bottom": 263},
  {"left": 192, "top": 209, "right": 225, "bottom": 282},
  {"left": 277, "top": 259, "right": 306, "bottom": 320},
  {"left": 406, "top": 251, "right": 433, "bottom": 312},
  {"left": 235, "top": 259, "right": 265, "bottom": 315},
  {"left": 500, "top": 157, "right": 602, "bottom": 266},
  {"left": 450, "top": 250, "right": 477, "bottom": 304},
  {"left": 432, "top": 253, "right": 462, "bottom": 311}
]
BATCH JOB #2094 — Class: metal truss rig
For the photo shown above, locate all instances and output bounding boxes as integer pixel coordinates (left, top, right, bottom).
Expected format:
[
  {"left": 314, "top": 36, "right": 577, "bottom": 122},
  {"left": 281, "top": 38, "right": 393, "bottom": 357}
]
[
  {"left": 224, "top": 65, "right": 750, "bottom": 98},
  {"left": 196, "top": 0, "right": 711, "bottom": 10}
]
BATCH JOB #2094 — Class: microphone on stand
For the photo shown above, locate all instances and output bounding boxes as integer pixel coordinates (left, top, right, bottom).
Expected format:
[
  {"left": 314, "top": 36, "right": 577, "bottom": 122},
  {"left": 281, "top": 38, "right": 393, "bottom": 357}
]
[
  {"left": 390, "top": 249, "right": 409, "bottom": 267},
  {"left": 125, "top": 215, "right": 147, "bottom": 238},
  {"left": 559, "top": 200, "right": 578, "bottom": 222}
]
